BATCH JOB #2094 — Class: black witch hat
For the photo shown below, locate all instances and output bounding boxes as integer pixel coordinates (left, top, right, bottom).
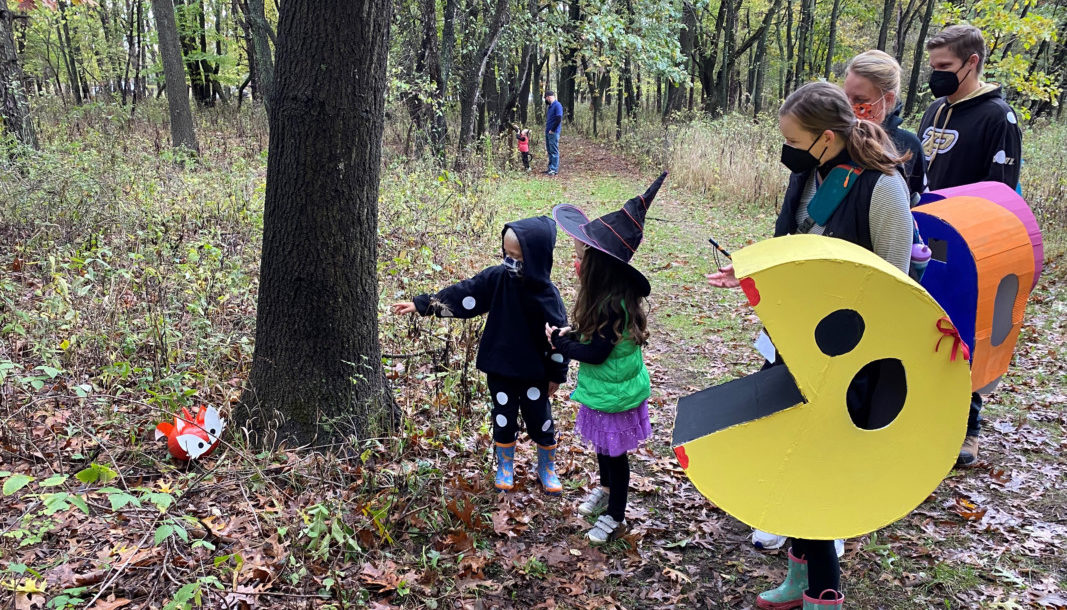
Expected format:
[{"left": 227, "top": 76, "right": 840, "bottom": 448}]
[{"left": 552, "top": 171, "right": 668, "bottom": 296}]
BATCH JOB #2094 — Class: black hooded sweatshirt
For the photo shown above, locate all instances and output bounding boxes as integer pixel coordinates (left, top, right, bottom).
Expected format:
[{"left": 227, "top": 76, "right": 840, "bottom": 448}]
[
  {"left": 883, "top": 103, "right": 927, "bottom": 200},
  {"left": 413, "top": 216, "right": 570, "bottom": 384},
  {"left": 918, "top": 83, "right": 1022, "bottom": 190}
]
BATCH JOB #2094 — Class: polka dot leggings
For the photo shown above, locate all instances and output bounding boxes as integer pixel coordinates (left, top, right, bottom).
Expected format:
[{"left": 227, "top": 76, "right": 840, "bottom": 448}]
[{"left": 486, "top": 375, "right": 556, "bottom": 446}]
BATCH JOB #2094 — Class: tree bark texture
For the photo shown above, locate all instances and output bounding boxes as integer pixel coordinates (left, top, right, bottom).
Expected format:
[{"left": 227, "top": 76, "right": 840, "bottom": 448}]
[
  {"left": 904, "top": 0, "right": 935, "bottom": 117},
  {"left": 664, "top": 1, "right": 695, "bottom": 120},
  {"left": 150, "top": 0, "right": 199, "bottom": 152},
  {"left": 877, "top": 0, "right": 895, "bottom": 50},
  {"left": 246, "top": 0, "right": 274, "bottom": 109},
  {"left": 240, "top": 0, "right": 396, "bottom": 447},
  {"left": 455, "top": 0, "right": 508, "bottom": 161},
  {"left": 0, "top": 6, "right": 37, "bottom": 149},
  {"left": 825, "top": 0, "right": 843, "bottom": 77},
  {"left": 557, "top": 0, "right": 580, "bottom": 123}
]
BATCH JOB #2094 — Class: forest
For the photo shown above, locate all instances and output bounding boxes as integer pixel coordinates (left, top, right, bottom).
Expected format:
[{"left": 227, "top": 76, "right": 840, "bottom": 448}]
[{"left": 1, "top": 0, "right": 1066, "bottom": 607}]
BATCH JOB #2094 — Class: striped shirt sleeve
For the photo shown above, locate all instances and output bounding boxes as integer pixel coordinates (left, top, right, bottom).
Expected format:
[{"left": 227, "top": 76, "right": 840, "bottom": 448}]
[{"left": 869, "top": 173, "right": 913, "bottom": 274}]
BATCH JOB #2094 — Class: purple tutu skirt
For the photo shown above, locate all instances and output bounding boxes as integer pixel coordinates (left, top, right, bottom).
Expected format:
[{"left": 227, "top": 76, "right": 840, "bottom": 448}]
[{"left": 575, "top": 400, "right": 651, "bottom": 457}]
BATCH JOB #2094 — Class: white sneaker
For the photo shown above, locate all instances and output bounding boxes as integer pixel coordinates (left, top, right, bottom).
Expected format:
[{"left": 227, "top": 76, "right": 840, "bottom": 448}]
[
  {"left": 750, "top": 530, "right": 846, "bottom": 558},
  {"left": 587, "top": 514, "right": 626, "bottom": 544},
  {"left": 577, "top": 487, "right": 609, "bottom": 516},
  {"left": 751, "top": 529, "right": 788, "bottom": 550}
]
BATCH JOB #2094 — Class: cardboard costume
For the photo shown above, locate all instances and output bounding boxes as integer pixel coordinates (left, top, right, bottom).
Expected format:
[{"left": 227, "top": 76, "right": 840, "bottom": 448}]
[
  {"left": 673, "top": 235, "right": 971, "bottom": 540},
  {"left": 918, "top": 181, "right": 1043, "bottom": 289},
  {"left": 912, "top": 184, "right": 1039, "bottom": 393}
]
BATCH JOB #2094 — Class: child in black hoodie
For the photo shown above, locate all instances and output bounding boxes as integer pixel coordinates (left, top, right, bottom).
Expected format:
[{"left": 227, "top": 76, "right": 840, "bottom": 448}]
[{"left": 391, "top": 216, "right": 570, "bottom": 495}]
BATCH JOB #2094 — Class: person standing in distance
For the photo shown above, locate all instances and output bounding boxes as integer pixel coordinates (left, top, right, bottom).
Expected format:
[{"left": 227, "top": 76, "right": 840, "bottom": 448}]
[
  {"left": 918, "top": 24, "right": 1023, "bottom": 468},
  {"left": 544, "top": 91, "right": 564, "bottom": 176}
]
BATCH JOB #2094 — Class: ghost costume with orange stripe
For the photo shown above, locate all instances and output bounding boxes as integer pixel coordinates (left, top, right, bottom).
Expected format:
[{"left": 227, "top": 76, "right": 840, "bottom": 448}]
[{"left": 411, "top": 217, "right": 569, "bottom": 480}]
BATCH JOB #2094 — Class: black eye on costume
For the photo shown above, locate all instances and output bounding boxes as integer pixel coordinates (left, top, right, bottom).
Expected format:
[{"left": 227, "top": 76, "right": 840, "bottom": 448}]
[{"left": 815, "top": 309, "right": 865, "bottom": 356}]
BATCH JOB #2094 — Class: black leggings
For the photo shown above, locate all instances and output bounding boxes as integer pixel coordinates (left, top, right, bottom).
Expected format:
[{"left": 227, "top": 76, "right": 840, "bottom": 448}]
[
  {"left": 596, "top": 452, "right": 630, "bottom": 522},
  {"left": 791, "top": 538, "right": 840, "bottom": 597}
]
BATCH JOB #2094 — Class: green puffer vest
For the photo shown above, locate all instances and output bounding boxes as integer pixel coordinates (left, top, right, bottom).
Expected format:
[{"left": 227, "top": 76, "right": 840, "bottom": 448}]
[{"left": 570, "top": 310, "right": 651, "bottom": 413}]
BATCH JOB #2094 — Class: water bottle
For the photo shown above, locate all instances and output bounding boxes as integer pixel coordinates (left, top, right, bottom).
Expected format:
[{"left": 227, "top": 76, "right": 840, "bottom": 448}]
[{"left": 910, "top": 242, "right": 931, "bottom": 282}]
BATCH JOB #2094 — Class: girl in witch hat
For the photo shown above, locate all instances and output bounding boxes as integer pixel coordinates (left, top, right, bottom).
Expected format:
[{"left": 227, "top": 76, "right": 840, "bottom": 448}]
[{"left": 546, "top": 171, "right": 667, "bottom": 544}]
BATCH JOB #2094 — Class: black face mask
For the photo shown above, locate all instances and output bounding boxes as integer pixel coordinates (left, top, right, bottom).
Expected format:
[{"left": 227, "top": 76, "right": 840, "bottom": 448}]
[
  {"left": 929, "top": 63, "right": 970, "bottom": 98},
  {"left": 780, "top": 136, "right": 826, "bottom": 174}
]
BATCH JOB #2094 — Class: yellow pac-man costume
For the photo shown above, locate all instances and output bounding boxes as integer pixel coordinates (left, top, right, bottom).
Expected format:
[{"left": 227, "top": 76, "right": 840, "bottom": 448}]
[{"left": 674, "top": 235, "right": 972, "bottom": 540}]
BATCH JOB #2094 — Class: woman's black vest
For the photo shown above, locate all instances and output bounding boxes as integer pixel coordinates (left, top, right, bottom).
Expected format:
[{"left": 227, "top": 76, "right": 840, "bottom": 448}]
[{"left": 774, "top": 162, "right": 883, "bottom": 251}]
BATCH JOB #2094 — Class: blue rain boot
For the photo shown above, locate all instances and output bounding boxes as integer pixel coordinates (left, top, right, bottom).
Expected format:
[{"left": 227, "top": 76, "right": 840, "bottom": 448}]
[
  {"left": 536, "top": 443, "right": 562, "bottom": 496},
  {"left": 494, "top": 442, "right": 515, "bottom": 491},
  {"left": 757, "top": 550, "right": 807, "bottom": 609}
]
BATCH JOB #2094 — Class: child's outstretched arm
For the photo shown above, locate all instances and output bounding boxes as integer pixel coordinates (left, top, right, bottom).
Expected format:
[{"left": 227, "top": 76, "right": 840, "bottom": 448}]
[
  {"left": 542, "top": 287, "right": 571, "bottom": 390},
  {"left": 391, "top": 268, "right": 498, "bottom": 319}
]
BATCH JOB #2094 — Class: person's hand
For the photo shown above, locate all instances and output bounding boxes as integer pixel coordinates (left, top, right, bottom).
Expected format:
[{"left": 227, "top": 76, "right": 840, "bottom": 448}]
[
  {"left": 706, "top": 265, "right": 740, "bottom": 289},
  {"left": 548, "top": 382, "right": 560, "bottom": 398},
  {"left": 391, "top": 301, "right": 417, "bottom": 315},
  {"left": 557, "top": 326, "right": 571, "bottom": 336},
  {"left": 545, "top": 323, "right": 556, "bottom": 345}
]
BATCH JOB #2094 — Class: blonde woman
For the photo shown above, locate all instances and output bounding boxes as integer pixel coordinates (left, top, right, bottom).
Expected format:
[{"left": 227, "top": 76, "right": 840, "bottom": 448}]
[{"left": 844, "top": 50, "right": 927, "bottom": 201}]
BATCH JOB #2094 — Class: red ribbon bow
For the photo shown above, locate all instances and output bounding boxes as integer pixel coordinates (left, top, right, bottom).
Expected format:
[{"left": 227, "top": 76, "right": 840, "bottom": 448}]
[{"left": 935, "top": 317, "right": 971, "bottom": 362}]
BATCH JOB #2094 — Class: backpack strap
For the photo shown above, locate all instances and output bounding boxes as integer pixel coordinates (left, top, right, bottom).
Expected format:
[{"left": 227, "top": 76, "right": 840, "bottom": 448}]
[{"left": 806, "top": 164, "right": 864, "bottom": 227}]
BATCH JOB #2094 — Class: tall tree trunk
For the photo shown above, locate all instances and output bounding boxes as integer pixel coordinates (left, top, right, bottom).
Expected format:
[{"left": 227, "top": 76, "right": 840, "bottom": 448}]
[
  {"left": 56, "top": 4, "right": 83, "bottom": 104},
  {"left": 558, "top": 0, "right": 580, "bottom": 123},
  {"left": 615, "top": 68, "right": 623, "bottom": 140},
  {"left": 904, "top": 0, "right": 935, "bottom": 117},
  {"left": 624, "top": 56, "right": 636, "bottom": 118},
  {"left": 580, "top": 55, "right": 599, "bottom": 137},
  {"left": 440, "top": 0, "right": 457, "bottom": 91},
  {"left": 517, "top": 44, "right": 534, "bottom": 126},
  {"left": 0, "top": 5, "right": 37, "bottom": 149},
  {"left": 894, "top": 0, "right": 921, "bottom": 65},
  {"left": 239, "top": 0, "right": 396, "bottom": 447},
  {"left": 784, "top": 0, "right": 794, "bottom": 96},
  {"left": 150, "top": 0, "right": 199, "bottom": 152},
  {"left": 455, "top": 0, "right": 508, "bottom": 162},
  {"left": 752, "top": 0, "right": 782, "bottom": 116},
  {"left": 664, "top": 1, "right": 695, "bottom": 120},
  {"left": 824, "top": 0, "right": 843, "bottom": 78},
  {"left": 793, "top": 0, "right": 813, "bottom": 91},
  {"left": 718, "top": 0, "right": 738, "bottom": 114},
  {"left": 531, "top": 50, "right": 543, "bottom": 123},
  {"left": 246, "top": 0, "right": 273, "bottom": 109},
  {"left": 234, "top": 0, "right": 257, "bottom": 102},
  {"left": 135, "top": 0, "right": 146, "bottom": 101},
  {"left": 877, "top": 0, "right": 895, "bottom": 50}
]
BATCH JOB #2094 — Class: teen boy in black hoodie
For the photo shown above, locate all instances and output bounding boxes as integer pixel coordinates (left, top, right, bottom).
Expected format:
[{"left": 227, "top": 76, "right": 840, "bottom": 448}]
[
  {"left": 919, "top": 24, "right": 1023, "bottom": 191},
  {"left": 918, "top": 24, "right": 1024, "bottom": 467},
  {"left": 391, "top": 216, "right": 570, "bottom": 494}
]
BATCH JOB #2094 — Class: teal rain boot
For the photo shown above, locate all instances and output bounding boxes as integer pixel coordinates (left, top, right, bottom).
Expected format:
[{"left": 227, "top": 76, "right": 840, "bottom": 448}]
[
  {"left": 494, "top": 442, "right": 515, "bottom": 491},
  {"left": 756, "top": 550, "right": 807, "bottom": 609},
  {"left": 536, "top": 443, "right": 562, "bottom": 495},
  {"left": 803, "top": 589, "right": 844, "bottom": 609}
]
